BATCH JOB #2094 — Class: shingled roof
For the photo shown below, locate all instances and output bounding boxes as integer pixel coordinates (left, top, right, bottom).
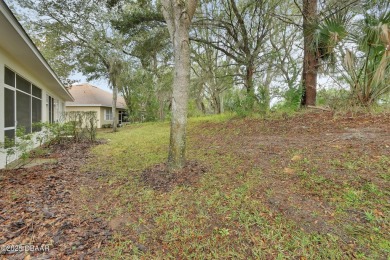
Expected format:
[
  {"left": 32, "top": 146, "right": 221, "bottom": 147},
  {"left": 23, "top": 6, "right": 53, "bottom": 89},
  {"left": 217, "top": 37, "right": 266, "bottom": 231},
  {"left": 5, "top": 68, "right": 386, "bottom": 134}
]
[{"left": 66, "top": 83, "right": 126, "bottom": 109}]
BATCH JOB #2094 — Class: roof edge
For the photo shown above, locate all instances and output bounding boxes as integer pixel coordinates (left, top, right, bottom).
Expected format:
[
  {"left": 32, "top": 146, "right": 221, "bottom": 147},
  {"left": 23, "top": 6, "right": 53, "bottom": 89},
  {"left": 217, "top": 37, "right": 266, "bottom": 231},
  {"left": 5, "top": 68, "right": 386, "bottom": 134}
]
[
  {"left": 66, "top": 104, "right": 104, "bottom": 107},
  {"left": 66, "top": 104, "right": 126, "bottom": 109},
  {"left": 1, "top": 1, "right": 74, "bottom": 101}
]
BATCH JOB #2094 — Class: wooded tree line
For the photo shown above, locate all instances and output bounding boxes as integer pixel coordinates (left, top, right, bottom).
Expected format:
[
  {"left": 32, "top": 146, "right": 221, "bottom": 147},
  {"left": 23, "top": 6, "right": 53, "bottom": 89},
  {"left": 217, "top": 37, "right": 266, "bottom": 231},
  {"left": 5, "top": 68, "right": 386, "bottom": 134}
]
[
  {"left": 8, "top": 0, "right": 390, "bottom": 169},
  {"left": 11, "top": 0, "right": 390, "bottom": 115}
]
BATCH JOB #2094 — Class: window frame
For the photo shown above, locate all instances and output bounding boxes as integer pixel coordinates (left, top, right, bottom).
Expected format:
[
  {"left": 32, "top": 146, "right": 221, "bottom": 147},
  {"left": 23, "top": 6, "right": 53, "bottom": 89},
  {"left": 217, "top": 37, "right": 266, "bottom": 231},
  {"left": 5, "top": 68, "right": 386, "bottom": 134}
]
[
  {"left": 3, "top": 66, "right": 43, "bottom": 137},
  {"left": 105, "top": 108, "right": 113, "bottom": 121},
  {"left": 46, "top": 94, "right": 55, "bottom": 123}
]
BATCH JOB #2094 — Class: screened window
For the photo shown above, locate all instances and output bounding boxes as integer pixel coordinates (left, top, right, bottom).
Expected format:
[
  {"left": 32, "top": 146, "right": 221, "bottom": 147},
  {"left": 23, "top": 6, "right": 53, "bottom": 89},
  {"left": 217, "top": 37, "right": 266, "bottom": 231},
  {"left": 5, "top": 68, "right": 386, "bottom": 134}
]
[
  {"left": 32, "top": 98, "right": 42, "bottom": 132},
  {"left": 46, "top": 95, "right": 55, "bottom": 123},
  {"left": 16, "top": 75, "right": 31, "bottom": 93},
  {"left": 3, "top": 66, "right": 43, "bottom": 136},
  {"left": 4, "top": 88, "right": 15, "bottom": 128},
  {"left": 4, "top": 67, "right": 15, "bottom": 87},
  {"left": 17, "top": 92, "right": 31, "bottom": 133},
  {"left": 32, "top": 85, "right": 42, "bottom": 98},
  {"left": 105, "top": 108, "right": 113, "bottom": 120}
]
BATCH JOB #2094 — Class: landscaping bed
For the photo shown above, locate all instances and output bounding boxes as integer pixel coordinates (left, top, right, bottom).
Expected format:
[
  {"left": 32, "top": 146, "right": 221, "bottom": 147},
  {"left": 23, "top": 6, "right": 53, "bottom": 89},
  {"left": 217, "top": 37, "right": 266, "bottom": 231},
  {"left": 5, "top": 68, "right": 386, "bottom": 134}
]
[{"left": 0, "top": 142, "right": 111, "bottom": 259}]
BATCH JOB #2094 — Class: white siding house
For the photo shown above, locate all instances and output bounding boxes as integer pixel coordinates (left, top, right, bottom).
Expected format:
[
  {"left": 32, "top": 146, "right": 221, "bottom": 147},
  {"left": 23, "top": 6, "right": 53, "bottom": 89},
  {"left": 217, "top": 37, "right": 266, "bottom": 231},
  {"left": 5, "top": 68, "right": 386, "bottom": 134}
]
[{"left": 0, "top": 1, "right": 73, "bottom": 168}]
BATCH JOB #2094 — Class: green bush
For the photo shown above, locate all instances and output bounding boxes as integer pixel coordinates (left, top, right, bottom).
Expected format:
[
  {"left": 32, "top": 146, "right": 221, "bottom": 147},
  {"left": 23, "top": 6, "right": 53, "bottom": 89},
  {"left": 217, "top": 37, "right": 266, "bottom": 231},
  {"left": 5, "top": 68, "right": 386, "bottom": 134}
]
[
  {"left": 317, "top": 88, "right": 350, "bottom": 109},
  {"left": 0, "top": 126, "right": 34, "bottom": 167},
  {"left": 33, "top": 111, "right": 98, "bottom": 145},
  {"left": 224, "top": 91, "right": 255, "bottom": 118},
  {"left": 187, "top": 99, "right": 205, "bottom": 118}
]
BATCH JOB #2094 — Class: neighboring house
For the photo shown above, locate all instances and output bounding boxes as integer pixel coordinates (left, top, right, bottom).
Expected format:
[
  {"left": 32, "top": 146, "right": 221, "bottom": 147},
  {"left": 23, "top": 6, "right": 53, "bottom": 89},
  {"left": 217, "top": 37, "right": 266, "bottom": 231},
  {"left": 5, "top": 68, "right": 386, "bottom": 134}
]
[
  {"left": 0, "top": 1, "right": 74, "bottom": 168},
  {"left": 65, "top": 83, "right": 127, "bottom": 128}
]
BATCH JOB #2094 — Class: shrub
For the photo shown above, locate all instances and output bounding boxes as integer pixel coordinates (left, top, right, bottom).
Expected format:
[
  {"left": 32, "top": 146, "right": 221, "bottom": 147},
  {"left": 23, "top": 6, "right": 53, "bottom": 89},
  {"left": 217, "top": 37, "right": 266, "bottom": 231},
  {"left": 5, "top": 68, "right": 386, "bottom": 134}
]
[
  {"left": 0, "top": 111, "right": 98, "bottom": 168},
  {"left": 0, "top": 126, "right": 34, "bottom": 167},
  {"left": 33, "top": 111, "right": 98, "bottom": 145}
]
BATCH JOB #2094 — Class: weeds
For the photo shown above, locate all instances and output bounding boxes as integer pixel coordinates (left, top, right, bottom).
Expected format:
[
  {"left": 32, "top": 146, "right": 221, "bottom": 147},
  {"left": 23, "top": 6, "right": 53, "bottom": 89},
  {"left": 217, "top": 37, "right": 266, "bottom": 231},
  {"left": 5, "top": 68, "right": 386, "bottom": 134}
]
[{"left": 81, "top": 113, "right": 389, "bottom": 259}]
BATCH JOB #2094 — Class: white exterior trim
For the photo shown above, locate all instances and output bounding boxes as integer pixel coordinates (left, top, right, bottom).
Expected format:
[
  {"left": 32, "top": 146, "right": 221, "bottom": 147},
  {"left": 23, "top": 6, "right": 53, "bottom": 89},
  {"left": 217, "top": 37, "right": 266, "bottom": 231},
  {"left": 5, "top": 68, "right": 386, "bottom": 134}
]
[
  {"left": 104, "top": 108, "right": 113, "bottom": 121},
  {"left": 0, "top": 2, "right": 74, "bottom": 168},
  {"left": 66, "top": 104, "right": 106, "bottom": 107},
  {"left": 0, "top": 1, "right": 73, "bottom": 101}
]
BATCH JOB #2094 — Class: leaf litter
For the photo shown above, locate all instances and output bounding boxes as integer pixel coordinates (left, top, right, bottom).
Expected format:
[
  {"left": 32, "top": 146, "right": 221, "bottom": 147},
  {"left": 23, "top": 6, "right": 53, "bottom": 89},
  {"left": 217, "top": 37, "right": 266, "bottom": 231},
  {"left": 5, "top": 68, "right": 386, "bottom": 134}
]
[{"left": 0, "top": 142, "right": 112, "bottom": 259}]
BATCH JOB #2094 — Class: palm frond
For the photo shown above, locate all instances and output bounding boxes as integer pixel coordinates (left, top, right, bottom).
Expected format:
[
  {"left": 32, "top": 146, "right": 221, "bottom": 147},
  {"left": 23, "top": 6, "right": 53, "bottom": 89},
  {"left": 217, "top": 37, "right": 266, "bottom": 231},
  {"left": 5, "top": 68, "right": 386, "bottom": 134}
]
[{"left": 313, "top": 11, "right": 350, "bottom": 64}]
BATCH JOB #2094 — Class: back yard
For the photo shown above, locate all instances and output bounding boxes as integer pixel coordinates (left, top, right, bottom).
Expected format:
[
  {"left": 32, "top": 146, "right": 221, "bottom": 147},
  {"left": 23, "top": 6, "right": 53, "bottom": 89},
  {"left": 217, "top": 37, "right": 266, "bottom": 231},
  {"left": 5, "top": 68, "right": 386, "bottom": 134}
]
[{"left": 1, "top": 111, "right": 389, "bottom": 259}]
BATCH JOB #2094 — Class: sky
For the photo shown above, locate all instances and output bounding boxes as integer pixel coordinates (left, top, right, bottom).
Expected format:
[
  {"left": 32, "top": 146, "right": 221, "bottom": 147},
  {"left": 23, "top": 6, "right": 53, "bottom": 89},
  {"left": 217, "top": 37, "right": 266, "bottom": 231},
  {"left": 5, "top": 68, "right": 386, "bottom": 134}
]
[
  {"left": 69, "top": 72, "right": 111, "bottom": 93},
  {"left": 5, "top": 0, "right": 112, "bottom": 93}
]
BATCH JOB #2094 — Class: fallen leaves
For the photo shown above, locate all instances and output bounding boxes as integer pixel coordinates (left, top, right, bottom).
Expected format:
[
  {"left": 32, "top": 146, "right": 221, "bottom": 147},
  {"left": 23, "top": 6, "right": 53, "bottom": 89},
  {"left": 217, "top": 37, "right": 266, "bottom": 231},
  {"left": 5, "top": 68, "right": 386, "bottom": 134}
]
[
  {"left": 141, "top": 161, "right": 207, "bottom": 192},
  {"left": 0, "top": 142, "right": 112, "bottom": 259}
]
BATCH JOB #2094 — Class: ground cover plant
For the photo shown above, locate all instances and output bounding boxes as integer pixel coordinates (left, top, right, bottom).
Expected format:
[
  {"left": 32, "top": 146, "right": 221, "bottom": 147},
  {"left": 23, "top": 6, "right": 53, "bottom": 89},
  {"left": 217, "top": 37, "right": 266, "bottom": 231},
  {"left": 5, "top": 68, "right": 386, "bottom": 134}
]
[
  {"left": 0, "top": 111, "right": 389, "bottom": 259},
  {"left": 2, "top": 1, "right": 389, "bottom": 258},
  {"left": 84, "top": 111, "right": 389, "bottom": 259}
]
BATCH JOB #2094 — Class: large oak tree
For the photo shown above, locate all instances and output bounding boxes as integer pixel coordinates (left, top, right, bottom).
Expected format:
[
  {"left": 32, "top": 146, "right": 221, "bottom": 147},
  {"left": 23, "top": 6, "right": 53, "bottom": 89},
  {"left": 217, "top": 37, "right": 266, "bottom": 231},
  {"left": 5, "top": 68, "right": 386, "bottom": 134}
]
[{"left": 161, "top": 0, "right": 198, "bottom": 170}]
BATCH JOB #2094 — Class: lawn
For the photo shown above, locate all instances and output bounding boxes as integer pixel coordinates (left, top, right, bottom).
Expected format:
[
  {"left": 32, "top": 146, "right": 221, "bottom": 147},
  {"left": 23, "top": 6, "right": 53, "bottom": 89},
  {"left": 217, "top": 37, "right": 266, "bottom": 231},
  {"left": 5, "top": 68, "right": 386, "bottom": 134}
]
[{"left": 79, "top": 111, "right": 389, "bottom": 259}]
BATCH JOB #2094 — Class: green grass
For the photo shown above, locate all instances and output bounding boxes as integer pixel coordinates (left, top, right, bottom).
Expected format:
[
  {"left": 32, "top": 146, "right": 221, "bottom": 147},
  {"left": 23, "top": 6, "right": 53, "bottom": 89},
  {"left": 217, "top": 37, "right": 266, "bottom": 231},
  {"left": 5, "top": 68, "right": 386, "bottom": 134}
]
[{"left": 81, "top": 114, "right": 389, "bottom": 259}]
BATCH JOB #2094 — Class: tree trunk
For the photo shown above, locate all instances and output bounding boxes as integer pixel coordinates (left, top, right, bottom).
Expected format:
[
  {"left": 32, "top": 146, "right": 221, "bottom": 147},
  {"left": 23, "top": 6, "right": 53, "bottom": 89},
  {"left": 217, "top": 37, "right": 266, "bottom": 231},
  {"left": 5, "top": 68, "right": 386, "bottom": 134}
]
[
  {"left": 212, "top": 92, "right": 222, "bottom": 114},
  {"left": 220, "top": 93, "right": 224, "bottom": 113},
  {"left": 112, "top": 85, "right": 118, "bottom": 132},
  {"left": 301, "top": 0, "right": 318, "bottom": 107},
  {"left": 215, "top": 94, "right": 221, "bottom": 114},
  {"left": 244, "top": 63, "right": 256, "bottom": 109},
  {"left": 245, "top": 64, "right": 255, "bottom": 95},
  {"left": 158, "top": 98, "right": 165, "bottom": 121},
  {"left": 196, "top": 98, "right": 206, "bottom": 114},
  {"left": 167, "top": 20, "right": 190, "bottom": 169},
  {"left": 263, "top": 64, "right": 273, "bottom": 113},
  {"left": 162, "top": 0, "right": 198, "bottom": 170}
]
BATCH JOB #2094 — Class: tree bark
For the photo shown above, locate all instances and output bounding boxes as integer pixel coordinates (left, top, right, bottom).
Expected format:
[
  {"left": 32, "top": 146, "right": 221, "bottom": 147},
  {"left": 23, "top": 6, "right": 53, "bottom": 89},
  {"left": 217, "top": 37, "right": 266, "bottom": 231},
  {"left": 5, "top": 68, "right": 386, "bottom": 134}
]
[
  {"left": 112, "top": 85, "right": 118, "bottom": 132},
  {"left": 245, "top": 63, "right": 255, "bottom": 95},
  {"left": 196, "top": 98, "right": 206, "bottom": 114},
  {"left": 301, "top": 0, "right": 318, "bottom": 107},
  {"left": 211, "top": 92, "right": 222, "bottom": 114},
  {"left": 215, "top": 94, "right": 221, "bottom": 114},
  {"left": 262, "top": 63, "right": 274, "bottom": 113},
  {"left": 107, "top": 58, "right": 121, "bottom": 132},
  {"left": 162, "top": 0, "right": 198, "bottom": 170}
]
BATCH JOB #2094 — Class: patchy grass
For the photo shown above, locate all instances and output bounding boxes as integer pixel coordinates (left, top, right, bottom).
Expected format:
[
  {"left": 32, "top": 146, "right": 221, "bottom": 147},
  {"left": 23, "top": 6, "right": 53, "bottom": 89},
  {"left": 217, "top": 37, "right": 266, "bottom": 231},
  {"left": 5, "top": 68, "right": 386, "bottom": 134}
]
[{"left": 82, "top": 111, "right": 390, "bottom": 259}]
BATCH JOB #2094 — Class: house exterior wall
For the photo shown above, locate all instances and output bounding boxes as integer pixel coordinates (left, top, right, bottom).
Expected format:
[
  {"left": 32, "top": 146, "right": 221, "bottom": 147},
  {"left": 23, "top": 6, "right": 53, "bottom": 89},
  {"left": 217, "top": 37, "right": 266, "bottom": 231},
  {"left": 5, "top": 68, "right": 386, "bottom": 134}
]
[
  {"left": 100, "top": 107, "right": 123, "bottom": 127},
  {"left": 65, "top": 106, "right": 123, "bottom": 128},
  {"left": 0, "top": 47, "right": 65, "bottom": 168},
  {"left": 65, "top": 106, "right": 102, "bottom": 128}
]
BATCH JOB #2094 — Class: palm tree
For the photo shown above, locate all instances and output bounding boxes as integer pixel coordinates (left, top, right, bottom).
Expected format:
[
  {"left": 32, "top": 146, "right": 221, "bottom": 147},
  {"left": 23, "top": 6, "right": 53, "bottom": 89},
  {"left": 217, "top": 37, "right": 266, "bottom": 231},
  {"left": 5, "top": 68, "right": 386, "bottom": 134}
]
[
  {"left": 300, "top": 0, "right": 351, "bottom": 106},
  {"left": 305, "top": 0, "right": 389, "bottom": 107},
  {"left": 342, "top": 1, "right": 390, "bottom": 106}
]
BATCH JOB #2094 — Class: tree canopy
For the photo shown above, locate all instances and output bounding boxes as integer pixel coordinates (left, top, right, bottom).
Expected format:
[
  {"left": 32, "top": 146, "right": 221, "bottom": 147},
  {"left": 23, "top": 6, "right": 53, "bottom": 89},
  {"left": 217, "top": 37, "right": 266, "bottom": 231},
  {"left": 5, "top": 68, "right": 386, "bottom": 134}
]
[{"left": 7, "top": 0, "right": 390, "bottom": 167}]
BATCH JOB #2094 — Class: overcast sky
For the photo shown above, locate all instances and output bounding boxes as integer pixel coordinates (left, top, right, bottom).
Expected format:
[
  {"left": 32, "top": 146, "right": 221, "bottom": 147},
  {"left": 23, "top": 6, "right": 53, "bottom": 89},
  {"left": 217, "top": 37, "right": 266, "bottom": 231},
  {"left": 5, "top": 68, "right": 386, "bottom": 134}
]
[
  {"left": 69, "top": 72, "right": 111, "bottom": 92},
  {"left": 5, "top": 0, "right": 112, "bottom": 93}
]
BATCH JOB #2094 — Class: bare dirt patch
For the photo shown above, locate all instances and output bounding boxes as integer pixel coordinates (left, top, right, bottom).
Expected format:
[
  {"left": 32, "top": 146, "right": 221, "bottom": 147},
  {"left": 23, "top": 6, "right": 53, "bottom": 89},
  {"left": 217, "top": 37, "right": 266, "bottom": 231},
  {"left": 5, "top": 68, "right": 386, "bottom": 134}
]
[
  {"left": 141, "top": 161, "right": 207, "bottom": 192},
  {"left": 190, "top": 111, "right": 390, "bottom": 250}
]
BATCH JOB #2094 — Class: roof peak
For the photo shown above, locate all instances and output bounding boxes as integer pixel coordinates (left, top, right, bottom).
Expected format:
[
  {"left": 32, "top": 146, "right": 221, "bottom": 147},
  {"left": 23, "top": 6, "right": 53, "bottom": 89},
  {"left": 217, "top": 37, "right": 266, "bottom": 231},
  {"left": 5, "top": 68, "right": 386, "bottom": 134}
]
[
  {"left": 66, "top": 82, "right": 126, "bottom": 109},
  {"left": 71, "top": 83, "right": 97, "bottom": 87}
]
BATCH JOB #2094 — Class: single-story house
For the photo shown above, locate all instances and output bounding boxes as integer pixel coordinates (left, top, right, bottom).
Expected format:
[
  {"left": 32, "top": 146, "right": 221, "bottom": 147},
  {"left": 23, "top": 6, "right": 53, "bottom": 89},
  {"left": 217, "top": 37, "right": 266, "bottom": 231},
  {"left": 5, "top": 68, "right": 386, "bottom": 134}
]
[
  {"left": 65, "top": 83, "right": 127, "bottom": 128},
  {"left": 0, "top": 1, "right": 74, "bottom": 168}
]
